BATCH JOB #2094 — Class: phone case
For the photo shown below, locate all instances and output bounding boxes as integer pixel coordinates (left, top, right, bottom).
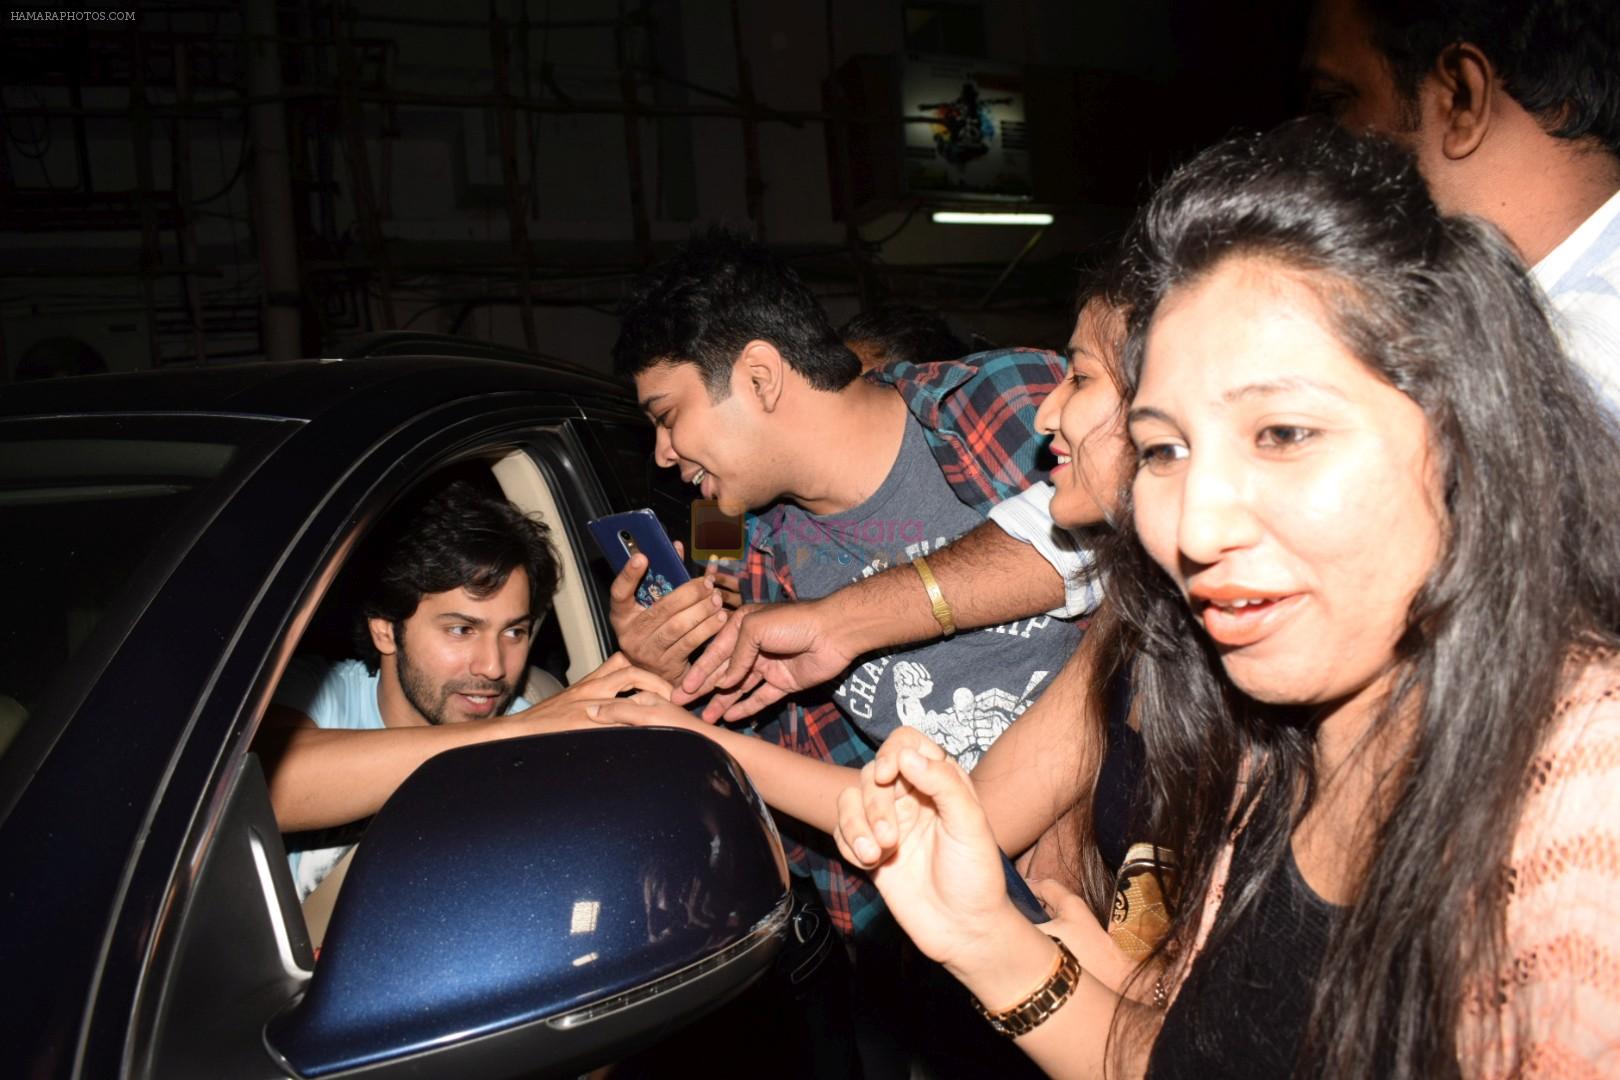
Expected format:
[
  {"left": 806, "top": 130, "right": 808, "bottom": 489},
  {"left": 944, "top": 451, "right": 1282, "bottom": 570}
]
[
  {"left": 1001, "top": 851, "right": 1052, "bottom": 924},
  {"left": 588, "top": 509, "right": 692, "bottom": 607}
]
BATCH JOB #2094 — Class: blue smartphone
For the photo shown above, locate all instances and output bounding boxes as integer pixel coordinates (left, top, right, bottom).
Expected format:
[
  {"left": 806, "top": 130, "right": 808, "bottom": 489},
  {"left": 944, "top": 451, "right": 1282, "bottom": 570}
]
[
  {"left": 1002, "top": 851, "right": 1052, "bottom": 924},
  {"left": 588, "top": 509, "right": 692, "bottom": 607}
]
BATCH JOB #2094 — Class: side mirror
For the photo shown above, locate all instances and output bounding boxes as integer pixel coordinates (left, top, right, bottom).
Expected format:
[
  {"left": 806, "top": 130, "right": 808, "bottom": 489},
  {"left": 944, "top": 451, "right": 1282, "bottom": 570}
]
[{"left": 266, "top": 728, "right": 791, "bottom": 1079}]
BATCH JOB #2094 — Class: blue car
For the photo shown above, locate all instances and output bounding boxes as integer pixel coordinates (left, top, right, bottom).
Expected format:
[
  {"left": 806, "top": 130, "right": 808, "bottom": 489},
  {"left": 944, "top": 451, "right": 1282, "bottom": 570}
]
[{"left": 0, "top": 337, "right": 792, "bottom": 1079}]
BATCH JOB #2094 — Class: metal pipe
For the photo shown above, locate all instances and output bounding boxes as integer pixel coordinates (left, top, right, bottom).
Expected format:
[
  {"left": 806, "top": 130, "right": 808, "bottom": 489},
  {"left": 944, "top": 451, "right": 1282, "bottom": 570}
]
[
  {"left": 172, "top": 40, "right": 210, "bottom": 364},
  {"left": 335, "top": 1, "right": 395, "bottom": 330},
  {"left": 130, "top": 34, "right": 165, "bottom": 369},
  {"left": 348, "top": 11, "right": 637, "bottom": 30},
  {"left": 243, "top": 0, "right": 303, "bottom": 361},
  {"left": 616, "top": 4, "right": 652, "bottom": 263},
  {"left": 729, "top": 0, "right": 765, "bottom": 239},
  {"left": 6, "top": 91, "right": 943, "bottom": 129},
  {"left": 490, "top": 10, "right": 539, "bottom": 353},
  {"left": 976, "top": 226, "right": 1049, "bottom": 309}
]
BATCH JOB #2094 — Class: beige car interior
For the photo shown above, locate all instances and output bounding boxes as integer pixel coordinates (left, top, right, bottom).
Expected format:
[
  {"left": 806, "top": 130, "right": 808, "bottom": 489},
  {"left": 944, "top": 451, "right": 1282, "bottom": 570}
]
[{"left": 300, "top": 448, "right": 602, "bottom": 949}]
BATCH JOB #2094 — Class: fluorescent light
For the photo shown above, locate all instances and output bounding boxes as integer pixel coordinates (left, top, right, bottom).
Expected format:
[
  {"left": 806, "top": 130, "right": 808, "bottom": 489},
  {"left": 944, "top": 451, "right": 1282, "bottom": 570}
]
[{"left": 931, "top": 211, "right": 1054, "bottom": 226}]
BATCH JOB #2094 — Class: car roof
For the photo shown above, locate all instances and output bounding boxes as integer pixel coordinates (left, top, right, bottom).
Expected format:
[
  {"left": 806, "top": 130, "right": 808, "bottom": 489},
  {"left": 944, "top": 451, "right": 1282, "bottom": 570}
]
[{"left": 0, "top": 343, "right": 632, "bottom": 423}]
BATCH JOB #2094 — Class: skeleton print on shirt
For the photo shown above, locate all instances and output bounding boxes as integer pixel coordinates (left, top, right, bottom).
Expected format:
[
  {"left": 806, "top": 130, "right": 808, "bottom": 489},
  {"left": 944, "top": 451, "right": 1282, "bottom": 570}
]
[{"left": 892, "top": 660, "right": 1050, "bottom": 770}]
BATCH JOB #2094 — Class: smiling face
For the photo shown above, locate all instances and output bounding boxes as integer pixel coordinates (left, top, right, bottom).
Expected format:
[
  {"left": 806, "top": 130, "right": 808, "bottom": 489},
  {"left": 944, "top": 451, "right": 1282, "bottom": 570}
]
[
  {"left": 371, "top": 567, "right": 534, "bottom": 725},
  {"left": 635, "top": 359, "right": 777, "bottom": 516},
  {"left": 1034, "top": 297, "right": 1132, "bottom": 530},
  {"left": 1128, "top": 258, "right": 1444, "bottom": 711}
]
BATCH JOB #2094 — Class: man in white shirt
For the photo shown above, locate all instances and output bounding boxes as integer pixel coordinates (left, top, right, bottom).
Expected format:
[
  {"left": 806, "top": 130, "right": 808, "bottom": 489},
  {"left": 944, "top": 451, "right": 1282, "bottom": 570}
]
[{"left": 1304, "top": 0, "right": 1620, "bottom": 411}]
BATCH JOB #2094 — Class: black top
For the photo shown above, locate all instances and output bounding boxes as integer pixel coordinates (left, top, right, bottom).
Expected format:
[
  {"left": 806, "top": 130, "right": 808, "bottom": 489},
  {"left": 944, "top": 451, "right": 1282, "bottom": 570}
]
[
  {"left": 1092, "top": 670, "right": 1144, "bottom": 874},
  {"left": 1146, "top": 819, "right": 1341, "bottom": 1079}
]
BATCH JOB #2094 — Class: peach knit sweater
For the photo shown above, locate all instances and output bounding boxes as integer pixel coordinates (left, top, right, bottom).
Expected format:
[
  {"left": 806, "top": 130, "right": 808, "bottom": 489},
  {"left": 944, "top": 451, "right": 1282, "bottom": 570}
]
[{"left": 1172, "top": 650, "right": 1620, "bottom": 1076}]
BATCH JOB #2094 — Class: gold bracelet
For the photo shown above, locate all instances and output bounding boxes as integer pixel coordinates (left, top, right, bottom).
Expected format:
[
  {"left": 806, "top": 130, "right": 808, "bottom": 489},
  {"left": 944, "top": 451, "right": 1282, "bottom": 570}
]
[
  {"left": 971, "top": 935, "right": 1083, "bottom": 1038},
  {"left": 911, "top": 554, "right": 957, "bottom": 637}
]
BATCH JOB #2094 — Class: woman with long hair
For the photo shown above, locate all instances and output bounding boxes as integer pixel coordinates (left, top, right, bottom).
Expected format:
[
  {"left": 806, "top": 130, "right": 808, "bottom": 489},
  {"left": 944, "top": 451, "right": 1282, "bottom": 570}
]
[{"left": 835, "top": 118, "right": 1620, "bottom": 1078}]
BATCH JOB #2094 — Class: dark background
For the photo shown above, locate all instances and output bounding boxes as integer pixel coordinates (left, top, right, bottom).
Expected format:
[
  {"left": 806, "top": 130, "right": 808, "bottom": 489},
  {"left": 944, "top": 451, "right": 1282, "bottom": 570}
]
[{"left": 1, "top": 0, "right": 1310, "bottom": 379}]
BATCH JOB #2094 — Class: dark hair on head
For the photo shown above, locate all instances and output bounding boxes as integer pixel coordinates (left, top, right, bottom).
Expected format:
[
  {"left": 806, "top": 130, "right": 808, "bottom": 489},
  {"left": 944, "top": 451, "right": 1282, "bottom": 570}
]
[
  {"left": 1358, "top": 0, "right": 1620, "bottom": 155},
  {"left": 838, "top": 304, "right": 971, "bottom": 368},
  {"left": 355, "top": 479, "right": 560, "bottom": 672},
  {"left": 1070, "top": 253, "right": 1134, "bottom": 398},
  {"left": 612, "top": 224, "right": 862, "bottom": 395},
  {"left": 1105, "top": 117, "right": 1620, "bottom": 1077}
]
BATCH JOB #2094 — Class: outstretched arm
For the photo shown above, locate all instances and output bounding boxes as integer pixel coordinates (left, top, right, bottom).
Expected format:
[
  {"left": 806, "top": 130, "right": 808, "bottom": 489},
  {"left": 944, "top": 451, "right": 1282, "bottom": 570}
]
[
  {"left": 833, "top": 736, "right": 1154, "bottom": 1078},
  {"left": 972, "top": 633, "right": 1103, "bottom": 856},
  {"left": 608, "top": 632, "right": 1108, "bottom": 894},
  {"left": 590, "top": 697, "right": 859, "bottom": 835},
  {"left": 258, "top": 654, "right": 671, "bottom": 832},
  {"left": 679, "top": 520, "right": 1066, "bottom": 718}
]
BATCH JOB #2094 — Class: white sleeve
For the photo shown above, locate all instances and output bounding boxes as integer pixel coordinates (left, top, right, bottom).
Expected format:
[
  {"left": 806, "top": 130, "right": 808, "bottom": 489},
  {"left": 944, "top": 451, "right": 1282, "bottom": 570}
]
[{"left": 986, "top": 483, "right": 1104, "bottom": 618}]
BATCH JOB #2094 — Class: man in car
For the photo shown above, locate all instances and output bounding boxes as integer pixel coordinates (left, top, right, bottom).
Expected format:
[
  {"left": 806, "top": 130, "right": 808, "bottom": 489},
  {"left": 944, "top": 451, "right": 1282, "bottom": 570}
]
[
  {"left": 1303, "top": 0, "right": 1620, "bottom": 409},
  {"left": 610, "top": 226, "right": 1084, "bottom": 936},
  {"left": 258, "top": 479, "right": 669, "bottom": 900}
]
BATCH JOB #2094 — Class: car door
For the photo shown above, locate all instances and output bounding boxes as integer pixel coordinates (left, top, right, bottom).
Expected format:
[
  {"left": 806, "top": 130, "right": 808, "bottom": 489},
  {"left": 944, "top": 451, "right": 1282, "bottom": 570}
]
[{"left": 8, "top": 388, "right": 628, "bottom": 1078}]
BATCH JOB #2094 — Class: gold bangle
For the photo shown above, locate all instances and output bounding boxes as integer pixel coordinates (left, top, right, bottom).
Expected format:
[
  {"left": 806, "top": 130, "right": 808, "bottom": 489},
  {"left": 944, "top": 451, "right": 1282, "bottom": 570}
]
[
  {"left": 911, "top": 554, "right": 957, "bottom": 637},
  {"left": 972, "top": 935, "right": 1083, "bottom": 1038}
]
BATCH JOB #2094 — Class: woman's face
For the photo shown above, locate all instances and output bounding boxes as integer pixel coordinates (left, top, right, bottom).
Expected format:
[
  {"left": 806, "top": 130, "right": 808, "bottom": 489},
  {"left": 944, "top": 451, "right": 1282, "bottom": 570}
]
[
  {"left": 1128, "top": 258, "right": 1444, "bottom": 711},
  {"left": 1035, "top": 298, "right": 1131, "bottom": 530}
]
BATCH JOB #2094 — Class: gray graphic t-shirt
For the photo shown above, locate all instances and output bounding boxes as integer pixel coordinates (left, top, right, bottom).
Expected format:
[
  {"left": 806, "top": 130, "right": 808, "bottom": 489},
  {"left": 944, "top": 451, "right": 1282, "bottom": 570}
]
[{"left": 773, "top": 415, "right": 1081, "bottom": 769}]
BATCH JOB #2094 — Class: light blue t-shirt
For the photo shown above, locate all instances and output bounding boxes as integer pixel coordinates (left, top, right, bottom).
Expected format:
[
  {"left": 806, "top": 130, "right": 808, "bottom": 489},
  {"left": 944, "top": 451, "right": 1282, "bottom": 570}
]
[{"left": 272, "top": 657, "right": 532, "bottom": 900}]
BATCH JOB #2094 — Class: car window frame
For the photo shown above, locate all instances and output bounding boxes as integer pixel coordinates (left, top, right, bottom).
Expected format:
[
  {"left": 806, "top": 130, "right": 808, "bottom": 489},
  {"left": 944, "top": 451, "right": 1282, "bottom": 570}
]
[
  {"left": 125, "top": 406, "right": 628, "bottom": 1079},
  {"left": 0, "top": 413, "right": 301, "bottom": 828}
]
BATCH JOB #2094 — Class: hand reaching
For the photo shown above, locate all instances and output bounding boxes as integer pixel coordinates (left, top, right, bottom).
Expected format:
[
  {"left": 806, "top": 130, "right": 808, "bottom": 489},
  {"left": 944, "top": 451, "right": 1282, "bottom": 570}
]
[
  {"left": 832, "top": 728, "right": 1010, "bottom": 969},
  {"left": 675, "top": 599, "right": 859, "bottom": 721},
  {"left": 505, "top": 652, "right": 672, "bottom": 735},
  {"left": 587, "top": 695, "right": 706, "bottom": 734}
]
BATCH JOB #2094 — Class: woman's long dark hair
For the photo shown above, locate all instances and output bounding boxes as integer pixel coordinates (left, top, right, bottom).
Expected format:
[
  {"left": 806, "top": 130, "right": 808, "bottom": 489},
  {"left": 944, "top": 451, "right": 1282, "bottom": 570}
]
[
  {"left": 1105, "top": 119, "right": 1620, "bottom": 1077},
  {"left": 1055, "top": 261, "right": 1138, "bottom": 922}
]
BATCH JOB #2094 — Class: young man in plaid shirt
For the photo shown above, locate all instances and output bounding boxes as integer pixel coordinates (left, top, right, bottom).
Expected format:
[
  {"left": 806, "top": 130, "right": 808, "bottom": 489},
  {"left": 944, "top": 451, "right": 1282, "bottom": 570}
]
[{"left": 608, "top": 227, "right": 1083, "bottom": 941}]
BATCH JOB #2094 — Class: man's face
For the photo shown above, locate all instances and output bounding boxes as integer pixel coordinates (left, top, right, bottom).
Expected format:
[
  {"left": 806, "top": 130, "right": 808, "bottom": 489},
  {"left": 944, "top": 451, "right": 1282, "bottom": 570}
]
[
  {"left": 384, "top": 567, "right": 534, "bottom": 725},
  {"left": 1301, "top": 0, "right": 1413, "bottom": 138},
  {"left": 635, "top": 359, "right": 776, "bottom": 516},
  {"left": 1303, "top": 0, "right": 1470, "bottom": 213}
]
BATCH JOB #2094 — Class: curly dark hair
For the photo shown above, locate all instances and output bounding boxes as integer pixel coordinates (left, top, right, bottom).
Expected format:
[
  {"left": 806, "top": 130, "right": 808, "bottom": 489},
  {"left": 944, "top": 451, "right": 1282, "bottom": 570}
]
[
  {"left": 354, "top": 480, "right": 559, "bottom": 672},
  {"left": 1104, "top": 117, "right": 1620, "bottom": 1077},
  {"left": 1359, "top": 0, "right": 1620, "bottom": 155},
  {"left": 612, "top": 224, "right": 862, "bottom": 397}
]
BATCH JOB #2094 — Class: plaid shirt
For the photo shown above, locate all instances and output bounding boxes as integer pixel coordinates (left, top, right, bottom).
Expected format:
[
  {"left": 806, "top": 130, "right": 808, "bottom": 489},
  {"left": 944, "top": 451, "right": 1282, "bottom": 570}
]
[{"left": 741, "top": 347, "right": 1065, "bottom": 936}]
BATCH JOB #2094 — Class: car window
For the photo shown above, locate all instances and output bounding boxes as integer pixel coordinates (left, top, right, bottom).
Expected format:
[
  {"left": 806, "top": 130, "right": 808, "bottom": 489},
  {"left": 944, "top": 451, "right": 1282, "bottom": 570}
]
[
  {"left": 0, "top": 429, "right": 261, "bottom": 762},
  {"left": 263, "top": 446, "right": 607, "bottom": 941}
]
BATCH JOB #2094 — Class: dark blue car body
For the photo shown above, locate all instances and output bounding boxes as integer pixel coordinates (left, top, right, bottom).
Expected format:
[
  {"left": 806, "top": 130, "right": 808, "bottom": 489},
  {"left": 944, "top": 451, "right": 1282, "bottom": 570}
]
[{"left": 0, "top": 341, "right": 790, "bottom": 1079}]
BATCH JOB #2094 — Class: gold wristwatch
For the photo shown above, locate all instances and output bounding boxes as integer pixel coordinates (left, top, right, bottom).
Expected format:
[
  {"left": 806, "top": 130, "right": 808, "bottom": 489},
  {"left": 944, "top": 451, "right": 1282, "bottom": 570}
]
[{"left": 972, "top": 935, "right": 1083, "bottom": 1038}]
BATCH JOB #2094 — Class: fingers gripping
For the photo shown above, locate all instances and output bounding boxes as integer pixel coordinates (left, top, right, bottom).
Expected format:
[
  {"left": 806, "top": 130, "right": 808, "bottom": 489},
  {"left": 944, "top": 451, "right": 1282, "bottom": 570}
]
[{"left": 836, "top": 784, "right": 883, "bottom": 867}]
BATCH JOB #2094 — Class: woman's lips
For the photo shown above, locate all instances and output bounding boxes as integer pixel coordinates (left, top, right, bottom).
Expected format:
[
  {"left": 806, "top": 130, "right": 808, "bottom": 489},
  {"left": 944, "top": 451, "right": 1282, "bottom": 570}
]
[
  {"left": 1197, "top": 593, "right": 1305, "bottom": 647},
  {"left": 1050, "top": 451, "right": 1072, "bottom": 478}
]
